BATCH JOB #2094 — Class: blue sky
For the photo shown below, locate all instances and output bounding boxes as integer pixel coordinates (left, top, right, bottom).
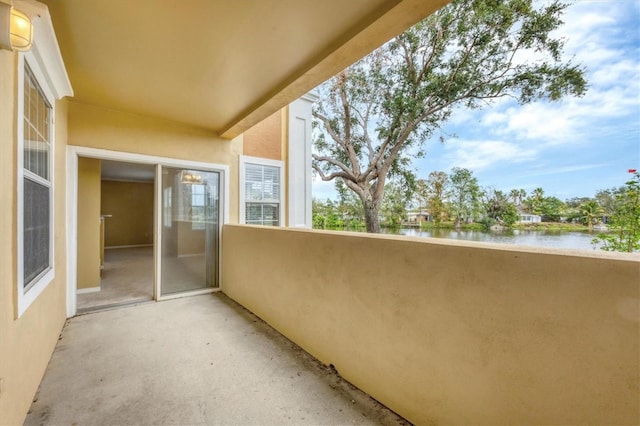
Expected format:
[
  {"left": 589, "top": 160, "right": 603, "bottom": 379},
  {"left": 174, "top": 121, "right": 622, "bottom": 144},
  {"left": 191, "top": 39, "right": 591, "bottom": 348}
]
[{"left": 313, "top": 0, "right": 640, "bottom": 202}]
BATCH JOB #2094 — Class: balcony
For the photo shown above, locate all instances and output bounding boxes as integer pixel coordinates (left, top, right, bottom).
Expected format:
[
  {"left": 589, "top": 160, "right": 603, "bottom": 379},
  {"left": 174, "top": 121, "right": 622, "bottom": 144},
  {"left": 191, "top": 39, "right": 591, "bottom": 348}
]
[
  {"left": 25, "top": 293, "right": 406, "bottom": 425},
  {"left": 28, "top": 225, "right": 640, "bottom": 425}
]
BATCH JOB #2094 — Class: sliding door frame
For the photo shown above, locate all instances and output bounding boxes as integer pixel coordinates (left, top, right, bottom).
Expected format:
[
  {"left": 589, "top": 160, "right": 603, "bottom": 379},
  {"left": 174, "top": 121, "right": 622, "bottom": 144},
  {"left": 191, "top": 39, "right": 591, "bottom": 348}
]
[{"left": 66, "top": 146, "right": 229, "bottom": 317}]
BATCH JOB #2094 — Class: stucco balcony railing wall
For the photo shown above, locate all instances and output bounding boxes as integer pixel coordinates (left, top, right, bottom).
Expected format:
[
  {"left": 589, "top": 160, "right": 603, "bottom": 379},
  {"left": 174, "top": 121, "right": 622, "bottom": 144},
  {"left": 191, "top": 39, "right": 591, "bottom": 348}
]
[{"left": 221, "top": 224, "right": 640, "bottom": 425}]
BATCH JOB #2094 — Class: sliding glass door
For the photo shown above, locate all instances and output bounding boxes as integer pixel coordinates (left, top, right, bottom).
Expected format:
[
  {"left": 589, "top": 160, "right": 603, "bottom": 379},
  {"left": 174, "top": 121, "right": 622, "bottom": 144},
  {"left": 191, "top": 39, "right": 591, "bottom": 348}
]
[{"left": 160, "top": 167, "right": 219, "bottom": 296}]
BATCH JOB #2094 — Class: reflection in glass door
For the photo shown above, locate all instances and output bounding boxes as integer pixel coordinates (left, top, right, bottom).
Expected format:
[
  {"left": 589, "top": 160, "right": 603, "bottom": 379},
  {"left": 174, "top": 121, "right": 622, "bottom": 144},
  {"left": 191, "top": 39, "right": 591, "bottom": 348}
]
[{"left": 160, "top": 167, "right": 219, "bottom": 296}]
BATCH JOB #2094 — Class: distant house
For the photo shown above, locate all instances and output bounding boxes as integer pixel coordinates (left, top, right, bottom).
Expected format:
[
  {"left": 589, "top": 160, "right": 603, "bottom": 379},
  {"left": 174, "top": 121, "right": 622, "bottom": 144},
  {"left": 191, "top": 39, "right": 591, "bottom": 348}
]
[
  {"left": 407, "top": 210, "right": 431, "bottom": 223},
  {"left": 518, "top": 213, "right": 542, "bottom": 223}
]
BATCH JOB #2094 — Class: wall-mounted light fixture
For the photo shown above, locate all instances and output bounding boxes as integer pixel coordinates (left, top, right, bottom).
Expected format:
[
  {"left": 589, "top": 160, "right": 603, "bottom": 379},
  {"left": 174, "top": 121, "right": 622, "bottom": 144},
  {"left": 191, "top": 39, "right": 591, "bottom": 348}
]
[{"left": 0, "top": 2, "right": 33, "bottom": 51}]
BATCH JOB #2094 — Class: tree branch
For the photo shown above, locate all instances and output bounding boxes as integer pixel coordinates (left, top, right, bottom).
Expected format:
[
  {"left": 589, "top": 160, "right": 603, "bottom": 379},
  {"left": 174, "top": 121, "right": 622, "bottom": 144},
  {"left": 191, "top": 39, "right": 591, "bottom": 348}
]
[
  {"left": 339, "top": 80, "right": 361, "bottom": 175},
  {"left": 312, "top": 154, "right": 354, "bottom": 177},
  {"left": 313, "top": 111, "right": 347, "bottom": 151}
]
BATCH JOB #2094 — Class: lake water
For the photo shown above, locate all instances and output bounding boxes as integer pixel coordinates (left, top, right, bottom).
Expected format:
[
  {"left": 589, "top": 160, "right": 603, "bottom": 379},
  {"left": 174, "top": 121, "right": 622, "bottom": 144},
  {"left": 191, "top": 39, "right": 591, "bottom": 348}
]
[{"left": 383, "top": 228, "right": 601, "bottom": 252}]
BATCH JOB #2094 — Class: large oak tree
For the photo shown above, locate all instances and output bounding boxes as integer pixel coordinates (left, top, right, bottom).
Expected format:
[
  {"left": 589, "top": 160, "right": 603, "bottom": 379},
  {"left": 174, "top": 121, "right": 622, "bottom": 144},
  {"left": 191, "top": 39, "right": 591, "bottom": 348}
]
[{"left": 313, "top": 0, "right": 587, "bottom": 233}]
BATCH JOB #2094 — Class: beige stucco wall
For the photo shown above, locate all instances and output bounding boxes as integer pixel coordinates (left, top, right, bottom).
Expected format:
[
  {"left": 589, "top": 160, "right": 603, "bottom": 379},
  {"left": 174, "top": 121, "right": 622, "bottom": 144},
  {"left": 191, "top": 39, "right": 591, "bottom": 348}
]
[
  {"left": 222, "top": 225, "right": 640, "bottom": 425},
  {"left": 101, "top": 180, "right": 154, "bottom": 247},
  {"left": 77, "top": 157, "right": 101, "bottom": 289},
  {"left": 242, "top": 109, "right": 282, "bottom": 160},
  {"left": 0, "top": 52, "right": 69, "bottom": 424},
  {"left": 67, "top": 101, "right": 242, "bottom": 224}
]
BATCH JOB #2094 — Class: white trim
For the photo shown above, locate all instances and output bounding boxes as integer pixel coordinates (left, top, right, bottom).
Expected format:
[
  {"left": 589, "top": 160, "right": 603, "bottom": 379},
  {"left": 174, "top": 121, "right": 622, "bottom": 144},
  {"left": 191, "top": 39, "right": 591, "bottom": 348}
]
[
  {"left": 287, "top": 96, "right": 315, "bottom": 229},
  {"left": 239, "top": 155, "right": 285, "bottom": 226},
  {"left": 16, "top": 51, "right": 56, "bottom": 318},
  {"left": 66, "top": 146, "right": 229, "bottom": 318},
  {"left": 300, "top": 91, "right": 320, "bottom": 103},
  {"left": 76, "top": 286, "right": 100, "bottom": 294},
  {"left": 156, "top": 287, "right": 220, "bottom": 302},
  {"left": 154, "top": 164, "right": 162, "bottom": 303},
  {"left": 14, "top": 0, "right": 73, "bottom": 99},
  {"left": 66, "top": 149, "right": 78, "bottom": 317},
  {"left": 101, "top": 177, "right": 154, "bottom": 184}
]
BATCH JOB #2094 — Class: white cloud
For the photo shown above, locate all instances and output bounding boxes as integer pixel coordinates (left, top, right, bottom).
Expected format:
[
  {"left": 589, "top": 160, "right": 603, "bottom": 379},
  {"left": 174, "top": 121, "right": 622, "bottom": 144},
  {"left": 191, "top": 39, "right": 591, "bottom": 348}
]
[
  {"left": 443, "top": 139, "right": 537, "bottom": 170},
  {"left": 590, "top": 58, "right": 639, "bottom": 87}
]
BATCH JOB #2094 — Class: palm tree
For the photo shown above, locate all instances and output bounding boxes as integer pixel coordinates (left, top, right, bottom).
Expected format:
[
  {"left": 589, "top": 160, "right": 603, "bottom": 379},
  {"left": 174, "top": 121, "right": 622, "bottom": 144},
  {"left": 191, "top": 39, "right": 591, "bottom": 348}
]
[
  {"left": 509, "top": 189, "right": 520, "bottom": 205},
  {"left": 525, "top": 187, "right": 544, "bottom": 214},
  {"left": 580, "top": 200, "right": 604, "bottom": 231},
  {"left": 518, "top": 189, "right": 527, "bottom": 206}
]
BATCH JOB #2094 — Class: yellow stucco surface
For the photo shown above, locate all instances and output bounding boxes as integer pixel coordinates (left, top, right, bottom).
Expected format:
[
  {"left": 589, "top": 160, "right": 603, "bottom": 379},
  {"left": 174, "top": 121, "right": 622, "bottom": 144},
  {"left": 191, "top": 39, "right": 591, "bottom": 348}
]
[
  {"left": 222, "top": 225, "right": 640, "bottom": 425},
  {"left": 76, "top": 157, "right": 101, "bottom": 289},
  {"left": 101, "top": 180, "right": 154, "bottom": 248},
  {"left": 0, "top": 51, "right": 69, "bottom": 424},
  {"left": 67, "top": 101, "right": 242, "bottom": 224},
  {"left": 243, "top": 110, "right": 282, "bottom": 161}
]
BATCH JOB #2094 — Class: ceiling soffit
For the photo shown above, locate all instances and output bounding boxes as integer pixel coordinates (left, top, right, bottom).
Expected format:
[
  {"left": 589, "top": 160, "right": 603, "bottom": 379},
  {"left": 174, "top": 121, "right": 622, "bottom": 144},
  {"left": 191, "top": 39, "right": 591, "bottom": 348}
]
[{"left": 41, "top": 0, "right": 449, "bottom": 138}]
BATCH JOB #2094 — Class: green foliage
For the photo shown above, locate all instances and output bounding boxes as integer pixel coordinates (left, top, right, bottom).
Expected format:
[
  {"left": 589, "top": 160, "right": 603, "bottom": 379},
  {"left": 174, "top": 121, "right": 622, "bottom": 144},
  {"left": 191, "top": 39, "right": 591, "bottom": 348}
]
[
  {"left": 449, "top": 168, "right": 483, "bottom": 227},
  {"left": 539, "top": 196, "right": 566, "bottom": 222},
  {"left": 593, "top": 172, "right": 640, "bottom": 252},
  {"left": 565, "top": 196, "right": 592, "bottom": 208},
  {"left": 426, "top": 171, "right": 450, "bottom": 224},
  {"left": 478, "top": 216, "right": 497, "bottom": 231},
  {"left": 579, "top": 199, "right": 603, "bottom": 231},
  {"left": 525, "top": 187, "right": 545, "bottom": 215},
  {"left": 381, "top": 180, "right": 412, "bottom": 227},
  {"left": 484, "top": 188, "right": 519, "bottom": 226},
  {"left": 312, "top": 0, "right": 586, "bottom": 233},
  {"left": 595, "top": 187, "right": 624, "bottom": 216},
  {"left": 508, "top": 188, "right": 527, "bottom": 206}
]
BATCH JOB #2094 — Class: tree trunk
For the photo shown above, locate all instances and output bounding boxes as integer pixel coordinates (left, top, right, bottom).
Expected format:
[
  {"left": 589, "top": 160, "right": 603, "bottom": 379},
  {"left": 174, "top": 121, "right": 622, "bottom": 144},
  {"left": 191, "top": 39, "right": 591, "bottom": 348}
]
[{"left": 363, "top": 199, "right": 381, "bottom": 233}]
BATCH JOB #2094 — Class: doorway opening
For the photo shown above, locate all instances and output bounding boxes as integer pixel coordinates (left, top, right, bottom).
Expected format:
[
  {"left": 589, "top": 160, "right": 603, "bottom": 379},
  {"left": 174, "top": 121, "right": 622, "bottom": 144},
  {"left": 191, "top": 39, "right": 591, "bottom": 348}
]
[
  {"left": 76, "top": 158, "right": 155, "bottom": 312},
  {"left": 67, "top": 147, "right": 228, "bottom": 317}
]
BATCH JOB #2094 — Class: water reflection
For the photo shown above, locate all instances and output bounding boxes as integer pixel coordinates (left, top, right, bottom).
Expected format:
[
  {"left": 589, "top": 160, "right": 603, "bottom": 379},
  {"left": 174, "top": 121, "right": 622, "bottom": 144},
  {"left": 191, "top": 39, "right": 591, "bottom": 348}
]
[{"left": 382, "top": 228, "right": 600, "bottom": 251}]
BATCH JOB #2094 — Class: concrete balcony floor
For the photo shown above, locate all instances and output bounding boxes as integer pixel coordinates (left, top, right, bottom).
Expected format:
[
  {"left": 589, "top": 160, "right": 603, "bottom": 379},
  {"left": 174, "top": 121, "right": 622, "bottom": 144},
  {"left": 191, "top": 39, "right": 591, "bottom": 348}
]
[{"left": 25, "top": 293, "right": 408, "bottom": 425}]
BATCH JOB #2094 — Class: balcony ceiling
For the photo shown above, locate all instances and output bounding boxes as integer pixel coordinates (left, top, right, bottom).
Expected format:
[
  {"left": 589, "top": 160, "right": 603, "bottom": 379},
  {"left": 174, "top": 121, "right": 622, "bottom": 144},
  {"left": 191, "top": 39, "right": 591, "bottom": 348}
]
[{"left": 39, "top": 0, "right": 448, "bottom": 138}]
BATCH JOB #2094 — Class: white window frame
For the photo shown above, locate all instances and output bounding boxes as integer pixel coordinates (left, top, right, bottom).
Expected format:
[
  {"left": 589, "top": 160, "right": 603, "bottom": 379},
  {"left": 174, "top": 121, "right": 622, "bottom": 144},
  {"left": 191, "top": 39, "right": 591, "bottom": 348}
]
[
  {"left": 17, "top": 51, "right": 56, "bottom": 318},
  {"left": 239, "top": 155, "right": 284, "bottom": 226}
]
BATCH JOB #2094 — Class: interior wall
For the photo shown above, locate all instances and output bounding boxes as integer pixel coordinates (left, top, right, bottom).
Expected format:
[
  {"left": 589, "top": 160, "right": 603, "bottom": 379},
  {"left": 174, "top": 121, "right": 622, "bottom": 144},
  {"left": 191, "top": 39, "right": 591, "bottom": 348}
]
[
  {"left": 222, "top": 225, "right": 640, "bottom": 425},
  {"left": 77, "top": 158, "right": 101, "bottom": 289},
  {"left": 242, "top": 109, "right": 282, "bottom": 160},
  {"left": 0, "top": 51, "right": 69, "bottom": 424},
  {"left": 101, "top": 180, "right": 154, "bottom": 248},
  {"left": 67, "top": 101, "right": 242, "bottom": 223}
]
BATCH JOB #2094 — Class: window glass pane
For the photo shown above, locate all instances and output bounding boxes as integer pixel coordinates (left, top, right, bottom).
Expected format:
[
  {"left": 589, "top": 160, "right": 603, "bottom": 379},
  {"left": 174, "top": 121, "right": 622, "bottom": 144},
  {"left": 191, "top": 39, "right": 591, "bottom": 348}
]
[
  {"left": 261, "top": 203, "right": 279, "bottom": 226},
  {"left": 23, "top": 177, "right": 50, "bottom": 288},
  {"left": 245, "top": 163, "right": 280, "bottom": 201},
  {"left": 246, "top": 203, "right": 279, "bottom": 226},
  {"left": 246, "top": 203, "right": 264, "bottom": 224},
  {"left": 245, "top": 164, "right": 263, "bottom": 201},
  {"left": 163, "top": 187, "right": 172, "bottom": 228},
  {"left": 243, "top": 161, "right": 281, "bottom": 226},
  {"left": 23, "top": 65, "right": 50, "bottom": 180},
  {"left": 191, "top": 184, "right": 206, "bottom": 230}
]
